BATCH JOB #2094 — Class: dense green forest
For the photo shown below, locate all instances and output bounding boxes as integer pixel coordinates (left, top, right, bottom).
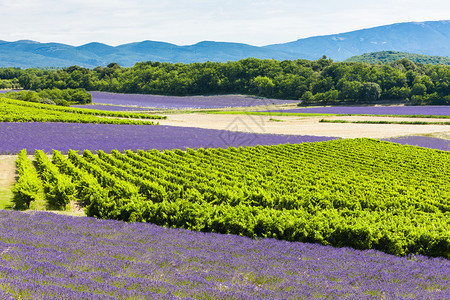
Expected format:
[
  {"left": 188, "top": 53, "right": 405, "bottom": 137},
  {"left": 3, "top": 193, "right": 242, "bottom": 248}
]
[
  {"left": 345, "top": 51, "right": 450, "bottom": 65},
  {"left": 1, "top": 57, "right": 449, "bottom": 105}
]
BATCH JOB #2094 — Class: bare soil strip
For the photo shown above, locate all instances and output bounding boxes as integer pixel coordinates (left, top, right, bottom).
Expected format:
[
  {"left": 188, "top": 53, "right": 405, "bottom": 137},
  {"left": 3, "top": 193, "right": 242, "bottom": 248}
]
[
  {"left": 0, "top": 156, "right": 16, "bottom": 188},
  {"left": 0, "top": 156, "right": 17, "bottom": 208}
]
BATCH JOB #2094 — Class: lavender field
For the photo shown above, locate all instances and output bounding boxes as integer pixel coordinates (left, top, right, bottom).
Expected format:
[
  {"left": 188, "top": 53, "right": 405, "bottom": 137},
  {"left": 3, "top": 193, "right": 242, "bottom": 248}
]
[
  {"left": 267, "top": 105, "right": 450, "bottom": 116},
  {"left": 71, "top": 104, "right": 153, "bottom": 112},
  {"left": 0, "top": 122, "right": 336, "bottom": 154},
  {"left": 383, "top": 136, "right": 449, "bottom": 151},
  {"left": 90, "top": 92, "right": 295, "bottom": 109},
  {"left": 0, "top": 90, "right": 21, "bottom": 93},
  {"left": 0, "top": 210, "right": 448, "bottom": 300}
]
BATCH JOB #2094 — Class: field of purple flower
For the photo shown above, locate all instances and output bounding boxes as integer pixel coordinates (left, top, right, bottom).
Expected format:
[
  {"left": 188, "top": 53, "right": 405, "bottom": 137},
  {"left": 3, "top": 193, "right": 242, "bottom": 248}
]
[
  {"left": 383, "top": 136, "right": 449, "bottom": 151},
  {"left": 0, "top": 210, "right": 448, "bottom": 300},
  {"left": 0, "top": 122, "right": 336, "bottom": 154},
  {"left": 1, "top": 122, "right": 448, "bottom": 153},
  {"left": 1, "top": 90, "right": 449, "bottom": 298},
  {"left": 90, "top": 92, "right": 295, "bottom": 109},
  {"left": 267, "top": 106, "right": 450, "bottom": 116},
  {"left": 71, "top": 104, "right": 153, "bottom": 111},
  {"left": 0, "top": 90, "right": 21, "bottom": 94}
]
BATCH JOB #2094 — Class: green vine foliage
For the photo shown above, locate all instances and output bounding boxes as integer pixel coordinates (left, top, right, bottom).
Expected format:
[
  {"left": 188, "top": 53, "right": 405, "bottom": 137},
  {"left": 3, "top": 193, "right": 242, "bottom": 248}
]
[
  {"left": 12, "top": 149, "right": 43, "bottom": 209},
  {"left": 22, "top": 139, "right": 450, "bottom": 258},
  {"left": 0, "top": 97, "right": 164, "bottom": 125}
]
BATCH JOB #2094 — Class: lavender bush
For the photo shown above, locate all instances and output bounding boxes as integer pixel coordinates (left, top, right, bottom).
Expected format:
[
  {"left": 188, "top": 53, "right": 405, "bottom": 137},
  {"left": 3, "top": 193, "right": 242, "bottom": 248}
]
[
  {"left": 0, "top": 123, "right": 336, "bottom": 154},
  {"left": 0, "top": 90, "right": 21, "bottom": 93},
  {"left": 383, "top": 136, "right": 449, "bottom": 151},
  {"left": 0, "top": 210, "right": 448, "bottom": 299},
  {"left": 267, "top": 106, "right": 450, "bottom": 116},
  {"left": 90, "top": 92, "right": 295, "bottom": 109}
]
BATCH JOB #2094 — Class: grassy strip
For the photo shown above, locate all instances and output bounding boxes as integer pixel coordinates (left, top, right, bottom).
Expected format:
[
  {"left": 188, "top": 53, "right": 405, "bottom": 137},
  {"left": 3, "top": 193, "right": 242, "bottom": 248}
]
[
  {"left": 0, "top": 189, "right": 13, "bottom": 209},
  {"left": 206, "top": 111, "right": 450, "bottom": 119},
  {"left": 207, "top": 111, "right": 335, "bottom": 116},
  {"left": 342, "top": 113, "right": 450, "bottom": 119},
  {"left": 319, "top": 119, "right": 450, "bottom": 125}
]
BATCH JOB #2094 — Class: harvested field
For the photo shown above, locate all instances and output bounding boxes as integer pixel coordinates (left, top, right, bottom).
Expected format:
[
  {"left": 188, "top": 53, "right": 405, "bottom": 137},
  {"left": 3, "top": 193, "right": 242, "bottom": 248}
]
[{"left": 158, "top": 113, "right": 450, "bottom": 139}]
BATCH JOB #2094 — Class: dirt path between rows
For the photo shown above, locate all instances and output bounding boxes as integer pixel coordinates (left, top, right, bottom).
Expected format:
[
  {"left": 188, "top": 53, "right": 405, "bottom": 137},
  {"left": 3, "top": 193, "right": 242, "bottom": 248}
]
[
  {"left": 0, "top": 156, "right": 16, "bottom": 206},
  {"left": 0, "top": 156, "right": 16, "bottom": 187},
  {"left": 0, "top": 155, "right": 85, "bottom": 215},
  {"left": 158, "top": 113, "right": 450, "bottom": 139}
]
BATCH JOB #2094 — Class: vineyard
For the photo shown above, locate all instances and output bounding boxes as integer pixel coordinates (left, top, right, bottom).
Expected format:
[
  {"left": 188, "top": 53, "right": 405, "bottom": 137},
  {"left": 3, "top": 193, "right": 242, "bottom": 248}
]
[
  {"left": 0, "top": 97, "right": 165, "bottom": 125},
  {"left": 14, "top": 139, "right": 450, "bottom": 258}
]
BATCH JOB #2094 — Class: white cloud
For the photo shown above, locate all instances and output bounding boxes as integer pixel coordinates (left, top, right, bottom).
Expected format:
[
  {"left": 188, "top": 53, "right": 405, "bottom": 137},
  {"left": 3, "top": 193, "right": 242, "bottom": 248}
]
[{"left": 0, "top": 0, "right": 448, "bottom": 45}]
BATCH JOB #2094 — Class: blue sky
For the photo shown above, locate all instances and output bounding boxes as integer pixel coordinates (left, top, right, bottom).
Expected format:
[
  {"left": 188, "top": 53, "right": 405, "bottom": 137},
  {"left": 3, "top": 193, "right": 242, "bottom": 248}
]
[{"left": 0, "top": 0, "right": 449, "bottom": 46}]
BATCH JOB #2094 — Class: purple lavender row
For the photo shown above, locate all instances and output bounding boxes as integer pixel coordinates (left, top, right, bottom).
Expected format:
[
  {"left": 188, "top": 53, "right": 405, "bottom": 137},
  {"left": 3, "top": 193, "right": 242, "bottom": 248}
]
[
  {"left": 0, "top": 90, "right": 21, "bottom": 93},
  {"left": 0, "top": 122, "right": 336, "bottom": 154},
  {"left": 90, "top": 91, "right": 295, "bottom": 109},
  {"left": 382, "top": 136, "right": 450, "bottom": 151},
  {"left": 71, "top": 104, "right": 154, "bottom": 111},
  {"left": 0, "top": 210, "right": 448, "bottom": 299},
  {"left": 266, "top": 105, "right": 450, "bottom": 116}
]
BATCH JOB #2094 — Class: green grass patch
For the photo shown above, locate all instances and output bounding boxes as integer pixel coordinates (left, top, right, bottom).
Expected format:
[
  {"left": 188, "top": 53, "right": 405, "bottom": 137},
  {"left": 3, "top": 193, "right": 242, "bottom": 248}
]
[
  {"left": 0, "top": 189, "right": 13, "bottom": 209},
  {"left": 207, "top": 111, "right": 335, "bottom": 117},
  {"left": 340, "top": 113, "right": 450, "bottom": 119},
  {"left": 206, "top": 110, "right": 450, "bottom": 119}
]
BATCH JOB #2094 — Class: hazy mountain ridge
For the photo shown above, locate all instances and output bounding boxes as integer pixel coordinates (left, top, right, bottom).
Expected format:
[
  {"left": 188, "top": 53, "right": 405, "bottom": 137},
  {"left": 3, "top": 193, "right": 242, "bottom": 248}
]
[
  {"left": 265, "top": 21, "right": 450, "bottom": 61},
  {"left": 0, "top": 20, "right": 448, "bottom": 68}
]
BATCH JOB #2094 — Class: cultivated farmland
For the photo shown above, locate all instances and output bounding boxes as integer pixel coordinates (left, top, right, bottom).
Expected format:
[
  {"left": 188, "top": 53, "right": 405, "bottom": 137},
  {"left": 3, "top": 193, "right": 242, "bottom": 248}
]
[
  {"left": 0, "top": 122, "right": 336, "bottom": 155},
  {"left": 89, "top": 91, "right": 295, "bottom": 109},
  {"left": 0, "top": 210, "right": 448, "bottom": 299},
  {"left": 13, "top": 139, "right": 450, "bottom": 258},
  {"left": 0, "top": 97, "right": 164, "bottom": 125},
  {"left": 383, "top": 135, "right": 450, "bottom": 151},
  {"left": 1, "top": 77, "right": 450, "bottom": 298},
  {"left": 266, "top": 105, "right": 450, "bottom": 116}
]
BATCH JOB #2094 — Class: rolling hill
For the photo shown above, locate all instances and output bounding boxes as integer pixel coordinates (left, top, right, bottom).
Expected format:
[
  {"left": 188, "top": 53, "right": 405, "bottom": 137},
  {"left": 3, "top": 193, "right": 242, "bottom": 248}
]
[
  {"left": 0, "top": 20, "right": 448, "bottom": 68},
  {"left": 345, "top": 51, "right": 450, "bottom": 65}
]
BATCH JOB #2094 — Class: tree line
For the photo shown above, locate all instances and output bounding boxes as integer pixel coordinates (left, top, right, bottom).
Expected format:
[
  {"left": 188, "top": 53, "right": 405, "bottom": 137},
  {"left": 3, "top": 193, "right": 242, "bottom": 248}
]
[{"left": 1, "top": 57, "right": 449, "bottom": 105}]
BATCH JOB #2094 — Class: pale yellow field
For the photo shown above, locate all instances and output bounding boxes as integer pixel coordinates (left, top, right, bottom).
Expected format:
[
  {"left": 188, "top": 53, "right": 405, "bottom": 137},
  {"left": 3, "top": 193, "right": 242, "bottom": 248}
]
[{"left": 158, "top": 113, "right": 450, "bottom": 139}]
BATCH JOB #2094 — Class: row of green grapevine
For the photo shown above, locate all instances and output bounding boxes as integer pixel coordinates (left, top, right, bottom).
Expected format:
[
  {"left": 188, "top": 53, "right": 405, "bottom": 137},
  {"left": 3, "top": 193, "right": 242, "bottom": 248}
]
[{"left": 14, "top": 139, "right": 450, "bottom": 257}]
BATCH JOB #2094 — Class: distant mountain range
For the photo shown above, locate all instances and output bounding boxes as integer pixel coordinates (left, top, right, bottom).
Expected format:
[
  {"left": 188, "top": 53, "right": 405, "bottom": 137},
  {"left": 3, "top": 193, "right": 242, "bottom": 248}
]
[{"left": 0, "top": 20, "right": 449, "bottom": 68}]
